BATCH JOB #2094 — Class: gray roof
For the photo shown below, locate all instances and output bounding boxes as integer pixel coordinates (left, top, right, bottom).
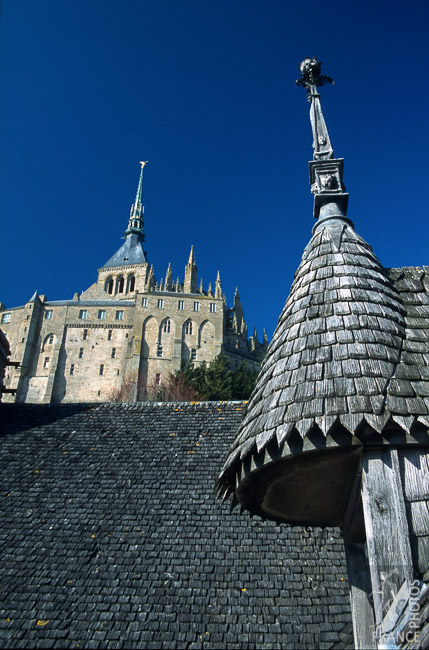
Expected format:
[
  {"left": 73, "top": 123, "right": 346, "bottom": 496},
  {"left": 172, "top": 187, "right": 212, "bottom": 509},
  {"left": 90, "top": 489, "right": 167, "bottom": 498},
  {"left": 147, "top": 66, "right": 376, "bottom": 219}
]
[
  {"left": 218, "top": 220, "right": 429, "bottom": 493},
  {"left": 101, "top": 232, "right": 147, "bottom": 269},
  {"left": 0, "top": 402, "right": 353, "bottom": 649}
]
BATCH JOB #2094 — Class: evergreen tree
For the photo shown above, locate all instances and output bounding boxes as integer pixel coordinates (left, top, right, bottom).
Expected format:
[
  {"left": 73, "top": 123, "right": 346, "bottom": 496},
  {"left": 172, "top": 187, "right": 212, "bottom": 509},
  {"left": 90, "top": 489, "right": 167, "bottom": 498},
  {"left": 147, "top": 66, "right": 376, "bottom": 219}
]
[
  {"left": 231, "top": 362, "right": 259, "bottom": 399},
  {"left": 204, "top": 353, "right": 232, "bottom": 400},
  {"left": 177, "top": 354, "right": 258, "bottom": 401}
]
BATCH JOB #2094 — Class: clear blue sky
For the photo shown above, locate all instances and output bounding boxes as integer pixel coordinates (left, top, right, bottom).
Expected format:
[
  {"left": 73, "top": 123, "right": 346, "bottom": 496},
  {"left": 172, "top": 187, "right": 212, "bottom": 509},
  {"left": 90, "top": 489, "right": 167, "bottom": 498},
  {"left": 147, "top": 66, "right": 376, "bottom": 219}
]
[{"left": 2, "top": 0, "right": 429, "bottom": 339}]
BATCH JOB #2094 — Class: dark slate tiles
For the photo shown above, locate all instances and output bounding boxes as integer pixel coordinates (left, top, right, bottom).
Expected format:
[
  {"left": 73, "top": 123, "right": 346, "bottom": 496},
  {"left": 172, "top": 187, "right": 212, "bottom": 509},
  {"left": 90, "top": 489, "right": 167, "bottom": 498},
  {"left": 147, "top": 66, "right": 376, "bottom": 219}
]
[
  {"left": 0, "top": 402, "right": 352, "bottom": 649},
  {"left": 218, "top": 221, "right": 429, "bottom": 493}
]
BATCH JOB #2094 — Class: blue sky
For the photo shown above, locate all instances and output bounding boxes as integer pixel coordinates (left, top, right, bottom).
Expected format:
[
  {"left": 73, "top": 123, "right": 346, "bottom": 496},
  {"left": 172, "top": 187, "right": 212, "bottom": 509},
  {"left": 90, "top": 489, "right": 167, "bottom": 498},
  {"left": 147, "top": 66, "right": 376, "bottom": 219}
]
[{"left": 2, "top": 0, "right": 429, "bottom": 339}]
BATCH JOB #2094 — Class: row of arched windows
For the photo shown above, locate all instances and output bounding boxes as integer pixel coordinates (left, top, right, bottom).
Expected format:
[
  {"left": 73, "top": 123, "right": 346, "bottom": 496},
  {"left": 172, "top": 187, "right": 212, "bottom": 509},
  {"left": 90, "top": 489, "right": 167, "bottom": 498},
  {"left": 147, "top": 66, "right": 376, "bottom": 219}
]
[
  {"left": 105, "top": 274, "right": 136, "bottom": 296},
  {"left": 144, "top": 317, "right": 214, "bottom": 346}
]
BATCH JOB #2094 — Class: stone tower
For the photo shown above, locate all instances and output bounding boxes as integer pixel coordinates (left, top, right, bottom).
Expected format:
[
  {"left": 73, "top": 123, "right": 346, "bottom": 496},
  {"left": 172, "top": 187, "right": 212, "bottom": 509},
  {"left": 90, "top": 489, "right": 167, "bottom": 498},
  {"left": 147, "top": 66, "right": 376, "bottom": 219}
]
[{"left": 0, "top": 163, "right": 268, "bottom": 403}]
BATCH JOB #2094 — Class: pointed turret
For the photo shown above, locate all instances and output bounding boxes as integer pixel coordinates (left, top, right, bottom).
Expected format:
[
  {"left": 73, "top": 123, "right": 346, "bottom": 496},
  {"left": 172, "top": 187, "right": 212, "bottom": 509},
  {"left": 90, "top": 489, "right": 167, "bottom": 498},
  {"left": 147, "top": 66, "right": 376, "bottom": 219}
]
[
  {"left": 165, "top": 263, "right": 173, "bottom": 291},
  {"left": 101, "top": 162, "right": 149, "bottom": 268},
  {"left": 187, "top": 245, "right": 196, "bottom": 266},
  {"left": 262, "top": 328, "right": 268, "bottom": 348},
  {"left": 183, "top": 245, "right": 198, "bottom": 294},
  {"left": 214, "top": 271, "right": 222, "bottom": 300},
  {"left": 217, "top": 57, "right": 411, "bottom": 522},
  {"left": 232, "top": 287, "right": 245, "bottom": 334},
  {"left": 146, "top": 265, "right": 156, "bottom": 291}
]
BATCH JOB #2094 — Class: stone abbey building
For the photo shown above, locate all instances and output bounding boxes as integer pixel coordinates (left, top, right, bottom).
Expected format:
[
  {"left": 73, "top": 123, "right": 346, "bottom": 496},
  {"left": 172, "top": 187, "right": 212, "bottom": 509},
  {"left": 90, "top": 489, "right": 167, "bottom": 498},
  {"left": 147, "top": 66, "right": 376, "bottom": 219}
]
[{"left": 1, "top": 163, "right": 267, "bottom": 404}]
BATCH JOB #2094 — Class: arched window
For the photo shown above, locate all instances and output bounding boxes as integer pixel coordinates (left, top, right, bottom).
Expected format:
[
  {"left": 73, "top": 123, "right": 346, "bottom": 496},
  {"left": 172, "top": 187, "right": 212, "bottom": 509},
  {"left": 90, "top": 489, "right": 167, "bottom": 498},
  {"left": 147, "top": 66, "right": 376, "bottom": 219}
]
[
  {"left": 105, "top": 277, "right": 114, "bottom": 294},
  {"left": 185, "top": 321, "right": 193, "bottom": 335},
  {"left": 128, "top": 275, "right": 136, "bottom": 293},
  {"left": 42, "top": 333, "right": 55, "bottom": 351},
  {"left": 117, "top": 276, "right": 124, "bottom": 293},
  {"left": 163, "top": 319, "right": 171, "bottom": 334}
]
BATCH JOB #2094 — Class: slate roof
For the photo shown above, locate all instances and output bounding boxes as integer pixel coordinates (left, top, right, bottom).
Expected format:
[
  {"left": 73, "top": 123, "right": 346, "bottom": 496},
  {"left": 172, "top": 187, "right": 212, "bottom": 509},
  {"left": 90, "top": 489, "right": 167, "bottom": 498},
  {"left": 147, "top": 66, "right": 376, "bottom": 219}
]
[
  {"left": 217, "top": 220, "right": 429, "bottom": 495},
  {"left": 0, "top": 402, "right": 352, "bottom": 649},
  {"left": 101, "top": 232, "right": 147, "bottom": 268}
]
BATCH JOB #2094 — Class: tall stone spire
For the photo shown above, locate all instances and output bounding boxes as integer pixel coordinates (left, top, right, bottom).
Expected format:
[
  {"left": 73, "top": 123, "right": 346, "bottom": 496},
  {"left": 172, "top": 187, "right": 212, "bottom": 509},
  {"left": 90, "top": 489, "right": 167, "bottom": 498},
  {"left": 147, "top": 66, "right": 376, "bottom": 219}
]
[
  {"left": 126, "top": 161, "right": 148, "bottom": 236},
  {"left": 183, "top": 245, "right": 198, "bottom": 294},
  {"left": 296, "top": 58, "right": 350, "bottom": 230}
]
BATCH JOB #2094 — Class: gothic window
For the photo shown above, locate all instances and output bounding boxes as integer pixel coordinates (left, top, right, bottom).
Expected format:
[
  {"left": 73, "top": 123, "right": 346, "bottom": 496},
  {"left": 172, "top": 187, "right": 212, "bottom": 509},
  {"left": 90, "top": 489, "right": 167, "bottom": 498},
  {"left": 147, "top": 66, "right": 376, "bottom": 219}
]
[
  {"left": 193, "top": 302, "right": 200, "bottom": 312},
  {"left": 178, "top": 300, "right": 184, "bottom": 310},
  {"left": 48, "top": 335, "right": 54, "bottom": 344},
  {"left": 79, "top": 310, "right": 87, "bottom": 320},
  {"left": 1, "top": 313, "right": 10, "bottom": 323},
  {"left": 116, "top": 310, "right": 124, "bottom": 320},
  {"left": 45, "top": 310, "right": 53, "bottom": 320},
  {"left": 185, "top": 321, "right": 193, "bottom": 335},
  {"left": 210, "top": 303, "right": 216, "bottom": 313},
  {"left": 98, "top": 310, "right": 106, "bottom": 320},
  {"left": 163, "top": 319, "right": 171, "bottom": 333},
  {"left": 157, "top": 344, "right": 163, "bottom": 358},
  {"left": 106, "top": 277, "right": 114, "bottom": 294}
]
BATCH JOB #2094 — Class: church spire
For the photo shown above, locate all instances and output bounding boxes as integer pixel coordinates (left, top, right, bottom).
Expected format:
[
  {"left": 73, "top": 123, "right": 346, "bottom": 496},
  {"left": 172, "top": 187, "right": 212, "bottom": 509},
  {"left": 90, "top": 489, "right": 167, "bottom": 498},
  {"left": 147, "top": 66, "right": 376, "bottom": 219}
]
[
  {"left": 126, "top": 161, "right": 148, "bottom": 237},
  {"left": 297, "top": 58, "right": 351, "bottom": 230}
]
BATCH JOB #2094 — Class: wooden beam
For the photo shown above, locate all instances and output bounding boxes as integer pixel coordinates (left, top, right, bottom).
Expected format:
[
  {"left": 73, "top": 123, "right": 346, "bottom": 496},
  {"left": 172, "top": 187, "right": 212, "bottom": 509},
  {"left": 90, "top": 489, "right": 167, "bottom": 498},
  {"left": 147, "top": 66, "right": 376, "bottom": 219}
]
[
  {"left": 345, "top": 542, "right": 377, "bottom": 649},
  {"left": 361, "top": 448, "right": 414, "bottom": 626}
]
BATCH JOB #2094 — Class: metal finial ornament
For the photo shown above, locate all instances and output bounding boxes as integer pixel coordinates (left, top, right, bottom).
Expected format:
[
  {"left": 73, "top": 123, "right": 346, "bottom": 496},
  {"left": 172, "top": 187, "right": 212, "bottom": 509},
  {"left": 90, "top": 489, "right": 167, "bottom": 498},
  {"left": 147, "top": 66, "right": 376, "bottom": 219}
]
[
  {"left": 297, "top": 57, "right": 334, "bottom": 161},
  {"left": 296, "top": 58, "right": 350, "bottom": 227},
  {"left": 296, "top": 57, "right": 333, "bottom": 99}
]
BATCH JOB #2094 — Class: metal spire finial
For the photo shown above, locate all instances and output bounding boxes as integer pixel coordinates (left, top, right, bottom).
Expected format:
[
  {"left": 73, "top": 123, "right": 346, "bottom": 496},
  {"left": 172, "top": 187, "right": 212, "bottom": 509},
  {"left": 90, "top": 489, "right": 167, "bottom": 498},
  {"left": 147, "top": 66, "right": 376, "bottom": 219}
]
[
  {"left": 297, "top": 58, "right": 351, "bottom": 229},
  {"left": 126, "top": 161, "right": 148, "bottom": 237},
  {"left": 297, "top": 57, "right": 334, "bottom": 161}
]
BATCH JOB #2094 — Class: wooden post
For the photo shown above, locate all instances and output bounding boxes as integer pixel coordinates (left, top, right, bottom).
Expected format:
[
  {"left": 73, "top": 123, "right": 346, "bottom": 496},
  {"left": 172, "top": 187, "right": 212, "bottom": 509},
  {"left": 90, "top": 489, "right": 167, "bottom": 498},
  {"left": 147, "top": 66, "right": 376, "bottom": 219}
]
[
  {"left": 360, "top": 446, "right": 429, "bottom": 647},
  {"left": 345, "top": 542, "right": 377, "bottom": 649}
]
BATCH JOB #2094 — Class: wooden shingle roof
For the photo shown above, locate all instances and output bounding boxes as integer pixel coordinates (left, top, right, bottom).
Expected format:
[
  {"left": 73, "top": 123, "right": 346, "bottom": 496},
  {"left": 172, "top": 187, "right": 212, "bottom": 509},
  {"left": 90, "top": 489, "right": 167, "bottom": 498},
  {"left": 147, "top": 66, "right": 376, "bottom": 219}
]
[{"left": 217, "top": 219, "right": 429, "bottom": 504}]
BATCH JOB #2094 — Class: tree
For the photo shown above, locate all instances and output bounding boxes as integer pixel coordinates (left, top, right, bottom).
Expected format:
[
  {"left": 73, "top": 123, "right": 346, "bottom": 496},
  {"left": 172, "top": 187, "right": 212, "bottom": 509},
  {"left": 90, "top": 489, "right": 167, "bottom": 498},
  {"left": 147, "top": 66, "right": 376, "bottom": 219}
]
[{"left": 231, "top": 363, "right": 259, "bottom": 399}]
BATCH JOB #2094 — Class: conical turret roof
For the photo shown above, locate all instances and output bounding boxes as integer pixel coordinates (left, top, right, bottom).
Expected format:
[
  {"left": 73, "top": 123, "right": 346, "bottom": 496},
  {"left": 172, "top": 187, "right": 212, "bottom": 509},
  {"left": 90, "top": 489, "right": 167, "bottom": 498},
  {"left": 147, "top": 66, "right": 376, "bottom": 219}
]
[{"left": 217, "top": 59, "right": 429, "bottom": 524}]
